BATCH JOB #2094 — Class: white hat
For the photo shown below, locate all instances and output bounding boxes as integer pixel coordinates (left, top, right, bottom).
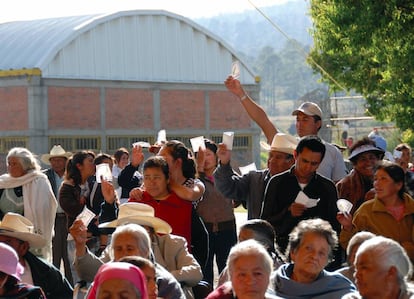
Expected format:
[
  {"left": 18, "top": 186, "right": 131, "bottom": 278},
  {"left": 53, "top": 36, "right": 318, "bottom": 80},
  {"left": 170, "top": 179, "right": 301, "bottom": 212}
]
[
  {"left": 260, "top": 133, "right": 298, "bottom": 155},
  {"left": 0, "top": 243, "right": 23, "bottom": 281},
  {"left": 0, "top": 213, "right": 47, "bottom": 248},
  {"left": 99, "top": 203, "right": 172, "bottom": 234},
  {"left": 348, "top": 144, "right": 384, "bottom": 162},
  {"left": 292, "top": 102, "right": 322, "bottom": 118},
  {"left": 41, "top": 145, "right": 72, "bottom": 165}
]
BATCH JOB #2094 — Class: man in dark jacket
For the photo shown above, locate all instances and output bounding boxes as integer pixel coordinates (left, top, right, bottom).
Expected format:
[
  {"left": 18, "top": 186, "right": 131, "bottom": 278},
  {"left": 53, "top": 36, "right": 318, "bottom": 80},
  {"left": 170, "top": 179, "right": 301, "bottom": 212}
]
[{"left": 0, "top": 212, "right": 73, "bottom": 299}]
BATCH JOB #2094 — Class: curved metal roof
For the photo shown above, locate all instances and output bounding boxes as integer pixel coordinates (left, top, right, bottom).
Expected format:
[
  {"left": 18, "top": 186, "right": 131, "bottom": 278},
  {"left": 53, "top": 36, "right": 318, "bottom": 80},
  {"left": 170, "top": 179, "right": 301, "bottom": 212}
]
[{"left": 0, "top": 10, "right": 256, "bottom": 83}]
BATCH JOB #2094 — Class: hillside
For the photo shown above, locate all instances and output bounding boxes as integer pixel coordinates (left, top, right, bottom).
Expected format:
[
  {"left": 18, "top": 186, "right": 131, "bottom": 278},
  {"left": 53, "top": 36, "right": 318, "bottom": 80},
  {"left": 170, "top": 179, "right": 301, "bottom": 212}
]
[{"left": 195, "top": 0, "right": 313, "bottom": 59}]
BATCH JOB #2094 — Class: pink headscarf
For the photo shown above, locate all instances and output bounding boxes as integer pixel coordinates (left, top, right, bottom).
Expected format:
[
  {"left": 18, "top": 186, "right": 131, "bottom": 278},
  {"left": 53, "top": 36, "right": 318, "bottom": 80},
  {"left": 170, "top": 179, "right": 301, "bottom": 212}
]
[{"left": 87, "top": 262, "right": 148, "bottom": 299}]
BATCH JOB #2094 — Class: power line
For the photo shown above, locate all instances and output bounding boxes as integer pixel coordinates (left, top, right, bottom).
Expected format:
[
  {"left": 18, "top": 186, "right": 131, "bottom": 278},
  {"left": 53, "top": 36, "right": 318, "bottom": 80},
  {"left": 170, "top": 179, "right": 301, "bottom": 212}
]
[{"left": 247, "top": 0, "right": 346, "bottom": 92}]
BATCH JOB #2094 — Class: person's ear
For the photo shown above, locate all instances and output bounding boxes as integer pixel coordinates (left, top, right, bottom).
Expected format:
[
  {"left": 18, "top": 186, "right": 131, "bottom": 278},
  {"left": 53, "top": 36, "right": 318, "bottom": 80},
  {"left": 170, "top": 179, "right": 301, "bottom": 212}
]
[
  {"left": 293, "top": 150, "right": 298, "bottom": 160},
  {"left": 388, "top": 266, "right": 398, "bottom": 280},
  {"left": 16, "top": 241, "right": 30, "bottom": 256}
]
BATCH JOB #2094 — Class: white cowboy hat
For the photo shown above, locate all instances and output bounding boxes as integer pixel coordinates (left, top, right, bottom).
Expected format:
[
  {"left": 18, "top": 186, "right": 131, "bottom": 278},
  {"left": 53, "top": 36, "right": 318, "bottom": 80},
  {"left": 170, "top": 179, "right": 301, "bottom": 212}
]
[
  {"left": 260, "top": 133, "right": 298, "bottom": 155},
  {"left": 99, "top": 203, "right": 172, "bottom": 234},
  {"left": 0, "top": 213, "right": 47, "bottom": 248},
  {"left": 41, "top": 145, "right": 72, "bottom": 165}
]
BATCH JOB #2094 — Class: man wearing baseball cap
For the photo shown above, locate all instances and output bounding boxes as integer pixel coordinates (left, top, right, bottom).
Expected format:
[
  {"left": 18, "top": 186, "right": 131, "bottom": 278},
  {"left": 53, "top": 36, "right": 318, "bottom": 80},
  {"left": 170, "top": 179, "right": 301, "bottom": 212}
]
[
  {"left": 214, "top": 133, "right": 297, "bottom": 219},
  {"left": 224, "top": 76, "right": 346, "bottom": 182}
]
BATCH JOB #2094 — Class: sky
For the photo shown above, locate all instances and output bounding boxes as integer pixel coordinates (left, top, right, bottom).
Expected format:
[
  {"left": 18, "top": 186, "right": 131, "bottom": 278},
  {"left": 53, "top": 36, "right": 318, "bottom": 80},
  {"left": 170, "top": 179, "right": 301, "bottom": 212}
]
[{"left": 0, "top": 0, "right": 291, "bottom": 23}]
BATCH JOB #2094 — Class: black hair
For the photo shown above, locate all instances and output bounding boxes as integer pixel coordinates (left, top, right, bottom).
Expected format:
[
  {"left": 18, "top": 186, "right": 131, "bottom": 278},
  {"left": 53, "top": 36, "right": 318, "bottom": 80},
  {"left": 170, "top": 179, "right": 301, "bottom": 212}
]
[
  {"left": 296, "top": 135, "right": 326, "bottom": 161},
  {"left": 113, "top": 147, "right": 129, "bottom": 163},
  {"left": 143, "top": 156, "right": 169, "bottom": 179},
  {"left": 375, "top": 161, "right": 406, "bottom": 198},
  {"left": 94, "top": 153, "right": 113, "bottom": 165},
  {"left": 65, "top": 151, "right": 96, "bottom": 185},
  {"left": 163, "top": 140, "right": 196, "bottom": 179}
]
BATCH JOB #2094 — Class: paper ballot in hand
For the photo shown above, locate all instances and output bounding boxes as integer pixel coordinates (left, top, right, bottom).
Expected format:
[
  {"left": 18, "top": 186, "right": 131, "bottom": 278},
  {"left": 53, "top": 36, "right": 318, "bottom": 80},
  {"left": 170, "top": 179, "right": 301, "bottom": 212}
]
[
  {"left": 231, "top": 60, "right": 240, "bottom": 79},
  {"left": 294, "top": 191, "right": 320, "bottom": 208}
]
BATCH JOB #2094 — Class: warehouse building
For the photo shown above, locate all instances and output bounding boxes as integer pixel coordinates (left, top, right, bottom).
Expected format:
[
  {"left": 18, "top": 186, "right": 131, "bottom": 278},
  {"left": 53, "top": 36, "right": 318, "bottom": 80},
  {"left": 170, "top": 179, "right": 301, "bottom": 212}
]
[{"left": 0, "top": 10, "right": 261, "bottom": 171}]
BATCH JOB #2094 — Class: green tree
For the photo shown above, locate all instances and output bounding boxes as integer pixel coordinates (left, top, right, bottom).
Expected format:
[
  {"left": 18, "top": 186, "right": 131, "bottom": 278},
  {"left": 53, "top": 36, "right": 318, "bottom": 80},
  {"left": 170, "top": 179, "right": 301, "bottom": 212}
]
[{"left": 308, "top": 1, "right": 414, "bottom": 131}]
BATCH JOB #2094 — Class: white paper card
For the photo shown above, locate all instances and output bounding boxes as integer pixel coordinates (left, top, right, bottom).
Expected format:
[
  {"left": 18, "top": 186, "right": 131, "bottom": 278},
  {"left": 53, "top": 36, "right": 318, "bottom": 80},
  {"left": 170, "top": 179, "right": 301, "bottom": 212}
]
[
  {"left": 231, "top": 60, "right": 240, "bottom": 79},
  {"left": 190, "top": 136, "right": 206, "bottom": 153},
  {"left": 393, "top": 149, "right": 402, "bottom": 159},
  {"left": 239, "top": 162, "right": 257, "bottom": 175},
  {"left": 222, "top": 131, "right": 234, "bottom": 150},
  {"left": 157, "top": 129, "right": 167, "bottom": 144},
  {"left": 96, "top": 163, "right": 112, "bottom": 183},
  {"left": 132, "top": 141, "right": 151, "bottom": 148},
  {"left": 294, "top": 191, "right": 320, "bottom": 208},
  {"left": 337, "top": 198, "right": 353, "bottom": 214},
  {"left": 76, "top": 206, "right": 96, "bottom": 226}
]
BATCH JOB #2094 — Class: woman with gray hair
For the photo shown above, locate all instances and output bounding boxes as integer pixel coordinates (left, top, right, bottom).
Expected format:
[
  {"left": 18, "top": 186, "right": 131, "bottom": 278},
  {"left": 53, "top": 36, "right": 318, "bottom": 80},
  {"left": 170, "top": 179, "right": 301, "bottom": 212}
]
[
  {"left": 207, "top": 239, "right": 277, "bottom": 299},
  {"left": 273, "top": 218, "right": 356, "bottom": 298},
  {"left": 336, "top": 231, "right": 376, "bottom": 283},
  {"left": 343, "top": 236, "right": 414, "bottom": 299},
  {"left": 70, "top": 221, "right": 185, "bottom": 299},
  {"left": 0, "top": 147, "right": 57, "bottom": 261}
]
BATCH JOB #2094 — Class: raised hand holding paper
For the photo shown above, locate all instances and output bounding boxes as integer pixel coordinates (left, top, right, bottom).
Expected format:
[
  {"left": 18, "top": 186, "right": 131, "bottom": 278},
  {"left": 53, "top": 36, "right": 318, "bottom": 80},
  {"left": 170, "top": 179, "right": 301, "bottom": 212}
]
[
  {"left": 132, "top": 141, "right": 151, "bottom": 148},
  {"left": 231, "top": 60, "right": 240, "bottom": 79},
  {"left": 222, "top": 131, "right": 234, "bottom": 150},
  {"left": 96, "top": 163, "right": 112, "bottom": 183},
  {"left": 239, "top": 162, "right": 257, "bottom": 175},
  {"left": 190, "top": 136, "right": 206, "bottom": 153},
  {"left": 157, "top": 129, "right": 167, "bottom": 144},
  {"left": 76, "top": 205, "right": 96, "bottom": 226}
]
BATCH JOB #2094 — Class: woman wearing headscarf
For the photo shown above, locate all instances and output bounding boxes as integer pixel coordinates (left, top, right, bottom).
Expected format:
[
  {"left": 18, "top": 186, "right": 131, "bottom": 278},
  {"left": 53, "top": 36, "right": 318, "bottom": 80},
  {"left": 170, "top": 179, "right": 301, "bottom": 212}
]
[{"left": 86, "top": 262, "right": 147, "bottom": 299}]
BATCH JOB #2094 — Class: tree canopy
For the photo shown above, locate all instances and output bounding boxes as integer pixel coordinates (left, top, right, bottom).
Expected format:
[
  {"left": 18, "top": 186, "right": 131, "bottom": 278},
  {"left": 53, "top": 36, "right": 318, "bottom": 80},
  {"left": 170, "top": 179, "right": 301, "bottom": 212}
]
[{"left": 308, "top": 1, "right": 414, "bottom": 132}]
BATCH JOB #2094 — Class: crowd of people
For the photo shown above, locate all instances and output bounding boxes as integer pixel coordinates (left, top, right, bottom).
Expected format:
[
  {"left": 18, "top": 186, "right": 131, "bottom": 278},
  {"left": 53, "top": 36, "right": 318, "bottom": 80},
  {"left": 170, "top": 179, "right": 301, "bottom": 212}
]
[{"left": 1, "top": 75, "right": 414, "bottom": 298}]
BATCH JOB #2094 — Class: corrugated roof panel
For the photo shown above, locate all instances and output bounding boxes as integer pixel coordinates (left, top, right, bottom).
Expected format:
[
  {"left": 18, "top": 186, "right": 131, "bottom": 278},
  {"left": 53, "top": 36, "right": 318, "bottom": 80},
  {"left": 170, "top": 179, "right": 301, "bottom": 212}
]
[{"left": 0, "top": 10, "right": 256, "bottom": 84}]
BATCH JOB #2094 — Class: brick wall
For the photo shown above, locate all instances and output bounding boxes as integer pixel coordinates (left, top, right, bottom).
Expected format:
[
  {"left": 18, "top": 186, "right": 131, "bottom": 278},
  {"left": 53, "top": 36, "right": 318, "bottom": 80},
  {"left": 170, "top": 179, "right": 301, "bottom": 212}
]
[
  {"left": 0, "top": 86, "right": 28, "bottom": 130},
  {"left": 48, "top": 86, "right": 100, "bottom": 129}
]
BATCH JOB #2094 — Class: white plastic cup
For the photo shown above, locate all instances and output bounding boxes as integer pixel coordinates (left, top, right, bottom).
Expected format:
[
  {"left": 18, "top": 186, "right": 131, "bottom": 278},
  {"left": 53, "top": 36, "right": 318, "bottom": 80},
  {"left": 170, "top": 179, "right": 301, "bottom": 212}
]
[{"left": 222, "top": 131, "right": 234, "bottom": 150}]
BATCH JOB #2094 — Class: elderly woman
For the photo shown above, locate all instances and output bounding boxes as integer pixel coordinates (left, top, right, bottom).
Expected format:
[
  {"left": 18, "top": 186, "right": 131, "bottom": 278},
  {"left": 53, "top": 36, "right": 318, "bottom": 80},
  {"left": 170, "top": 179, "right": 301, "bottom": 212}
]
[
  {"left": 336, "top": 137, "right": 384, "bottom": 214},
  {"left": 335, "top": 231, "right": 376, "bottom": 283},
  {"left": 343, "top": 236, "right": 414, "bottom": 299},
  {"left": 207, "top": 239, "right": 277, "bottom": 299},
  {"left": 338, "top": 161, "right": 414, "bottom": 263},
  {"left": 99, "top": 202, "right": 203, "bottom": 299},
  {"left": 0, "top": 147, "right": 57, "bottom": 261},
  {"left": 86, "top": 262, "right": 147, "bottom": 299},
  {"left": 218, "top": 219, "right": 286, "bottom": 286},
  {"left": 272, "top": 218, "right": 356, "bottom": 298},
  {"left": 70, "top": 221, "right": 185, "bottom": 299}
]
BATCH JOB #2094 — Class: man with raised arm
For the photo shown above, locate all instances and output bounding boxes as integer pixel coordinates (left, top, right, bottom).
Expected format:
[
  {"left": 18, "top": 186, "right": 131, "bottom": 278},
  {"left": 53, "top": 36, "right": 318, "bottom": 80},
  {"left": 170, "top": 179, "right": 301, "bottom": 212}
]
[{"left": 224, "top": 76, "right": 346, "bottom": 182}]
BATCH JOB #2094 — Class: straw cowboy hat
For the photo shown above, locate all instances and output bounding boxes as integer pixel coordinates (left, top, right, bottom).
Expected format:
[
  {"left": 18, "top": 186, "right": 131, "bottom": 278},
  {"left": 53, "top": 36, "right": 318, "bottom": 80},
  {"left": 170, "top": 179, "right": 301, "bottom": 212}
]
[
  {"left": 0, "top": 213, "right": 47, "bottom": 248},
  {"left": 260, "top": 133, "right": 298, "bottom": 155},
  {"left": 41, "top": 145, "right": 72, "bottom": 165},
  {"left": 99, "top": 203, "right": 172, "bottom": 234}
]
